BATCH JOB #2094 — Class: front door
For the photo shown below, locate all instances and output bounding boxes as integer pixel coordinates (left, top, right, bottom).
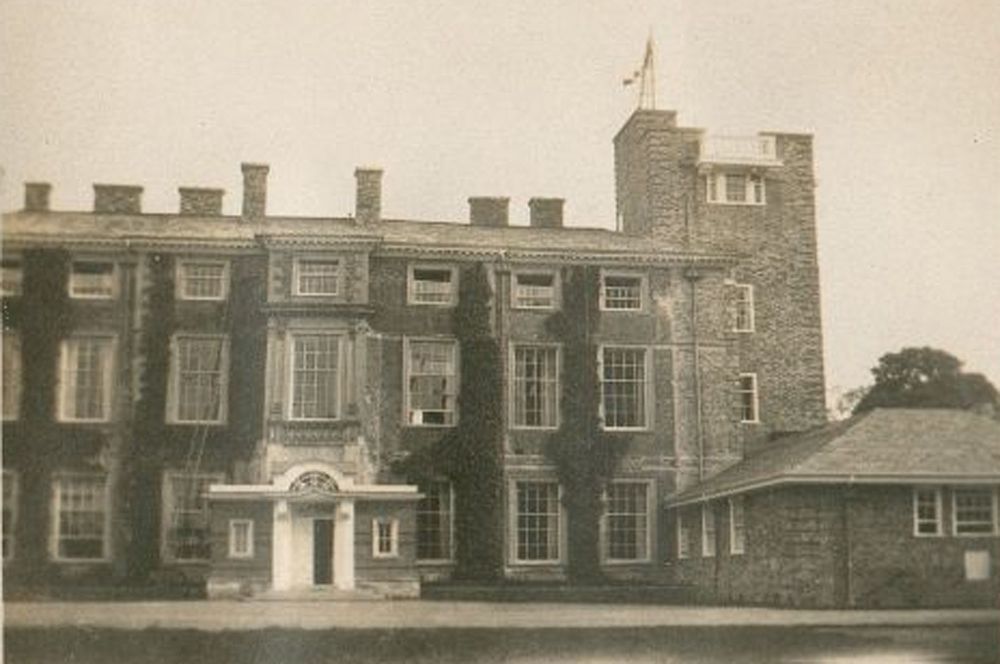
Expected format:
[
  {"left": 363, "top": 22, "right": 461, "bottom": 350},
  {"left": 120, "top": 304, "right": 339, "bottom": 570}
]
[{"left": 313, "top": 518, "right": 334, "bottom": 585}]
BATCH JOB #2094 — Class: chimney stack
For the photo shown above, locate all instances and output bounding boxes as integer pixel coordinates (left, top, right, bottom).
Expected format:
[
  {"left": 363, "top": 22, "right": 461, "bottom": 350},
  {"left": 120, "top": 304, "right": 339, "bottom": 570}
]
[
  {"left": 468, "top": 197, "right": 509, "bottom": 227},
  {"left": 24, "top": 182, "right": 52, "bottom": 212},
  {"left": 179, "top": 187, "right": 225, "bottom": 216},
  {"left": 241, "top": 163, "right": 269, "bottom": 220},
  {"left": 528, "top": 197, "right": 564, "bottom": 229},
  {"left": 354, "top": 168, "right": 383, "bottom": 225},
  {"left": 93, "top": 184, "right": 143, "bottom": 214}
]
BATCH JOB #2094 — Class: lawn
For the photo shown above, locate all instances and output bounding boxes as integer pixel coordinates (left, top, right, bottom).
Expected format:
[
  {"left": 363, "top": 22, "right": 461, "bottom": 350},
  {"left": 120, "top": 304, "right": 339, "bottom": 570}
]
[{"left": 4, "top": 625, "right": 997, "bottom": 664}]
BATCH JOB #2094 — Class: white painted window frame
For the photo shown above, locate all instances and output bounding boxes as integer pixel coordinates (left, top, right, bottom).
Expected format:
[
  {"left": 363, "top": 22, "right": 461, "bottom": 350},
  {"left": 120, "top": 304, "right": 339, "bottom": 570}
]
[
  {"left": 509, "top": 343, "right": 561, "bottom": 430},
  {"left": 733, "top": 283, "right": 755, "bottom": 333},
  {"left": 598, "top": 344, "right": 652, "bottom": 432},
  {"left": 912, "top": 487, "right": 943, "bottom": 537},
  {"left": 738, "top": 372, "right": 760, "bottom": 424},
  {"left": 57, "top": 334, "right": 116, "bottom": 423},
  {"left": 166, "top": 333, "right": 229, "bottom": 425},
  {"left": 228, "top": 519, "right": 255, "bottom": 559},
  {"left": 599, "top": 270, "right": 646, "bottom": 312},
  {"left": 706, "top": 172, "right": 766, "bottom": 206},
  {"left": 293, "top": 257, "right": 341, "bottom": 297},
  {"left": 372, "top": 517, "right": 400, "bottom": 559},
  {"left": 676, "top": 511, "right": 690, "bottom": 560},
  {"left": 729, "top": 496, "right": 746, "bottom": 555},
  {"left": 161, "top": 471, "right": 225, "bottom": 564},
  {"left": 177, "top": 260, "right": 229, "bottom": 301},
  {"left": 510, "top": 479, "right": 565, "bottom": 565},
  {"left": 407, "top": 264, "right": 458, "bottom": 306},
  {"left": 952, "top": 487, "right": 998, "bottom": 537},
  {"left": 286, "top": 332, "right": 343, "bottom": 422},
  {"left": 511, "top": 269, "right": 559, "bottom": 310},
  {"left": 403, "top": 336, "right": 459, "bottom": 428},
  {"left": 50, "top": 472, "right": 110, "bottom": 563},
  {"left": 702, "top": 503, "right": 717, "bottom": 557},
  {"left": 600, "top": 479, "right": 654, "bottom": 564},
  {"left": 68, "top": 260, "right": 117, "bottom": 300}
]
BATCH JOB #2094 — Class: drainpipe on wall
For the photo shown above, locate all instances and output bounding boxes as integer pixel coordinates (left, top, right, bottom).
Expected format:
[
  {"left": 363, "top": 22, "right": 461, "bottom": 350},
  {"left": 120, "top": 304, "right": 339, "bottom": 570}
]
[
  {"left": 684, "top": 268, "right": 705, "bottom": 482},
  {"left": 844, "top": 478, "right": 855, "bottom": 607}
]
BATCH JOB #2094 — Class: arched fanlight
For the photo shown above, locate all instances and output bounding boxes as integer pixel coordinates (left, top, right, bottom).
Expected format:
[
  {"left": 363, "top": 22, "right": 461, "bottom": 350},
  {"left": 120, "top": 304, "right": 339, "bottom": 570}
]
[{"left": 289, "top": 471, "right": 338, "bottom": 494}]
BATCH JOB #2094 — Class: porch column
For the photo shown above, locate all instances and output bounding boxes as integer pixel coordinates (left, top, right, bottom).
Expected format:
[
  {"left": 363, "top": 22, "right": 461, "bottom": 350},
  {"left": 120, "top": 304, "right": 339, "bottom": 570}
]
[
  {"left": 333, "top": 499, "right": 355, "bottom": 590},
  {"left": 272, "top": 499, "right": 292, "bottom": 591}
]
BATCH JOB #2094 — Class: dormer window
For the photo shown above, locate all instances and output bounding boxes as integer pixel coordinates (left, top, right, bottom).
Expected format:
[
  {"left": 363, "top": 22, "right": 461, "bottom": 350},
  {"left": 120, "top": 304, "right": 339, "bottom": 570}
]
[{"left": 707, "top": 172, "right": 765, "bottom": 206}]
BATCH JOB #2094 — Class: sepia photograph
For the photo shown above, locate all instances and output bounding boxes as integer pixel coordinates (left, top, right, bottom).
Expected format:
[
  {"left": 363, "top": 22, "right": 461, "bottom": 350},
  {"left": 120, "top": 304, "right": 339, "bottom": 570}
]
[{"left": 1, "top": 1, "right": 998, "bottom": 662}]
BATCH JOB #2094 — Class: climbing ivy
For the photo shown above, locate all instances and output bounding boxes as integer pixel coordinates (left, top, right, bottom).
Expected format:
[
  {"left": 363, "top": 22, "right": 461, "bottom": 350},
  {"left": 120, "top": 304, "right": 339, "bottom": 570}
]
[
  {"left": 395, "top": 262, "right": 505, "bottom": 581},
  {"left": 544, "top": 265, "right": 627, "bottom": 582}
]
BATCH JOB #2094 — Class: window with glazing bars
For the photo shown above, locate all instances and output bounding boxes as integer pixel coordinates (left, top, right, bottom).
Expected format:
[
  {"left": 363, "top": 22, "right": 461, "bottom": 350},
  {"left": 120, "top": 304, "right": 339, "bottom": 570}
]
[
  {"left": 417, "top": 481, "right": 452, "bottom": 560},
  {"left": 410, "top": 268, "right": 454, "bottom": 305},
  {"left": 180, "top": 262, "right": 227, "bottom": 300},
  {"left": 602, "top": 275, "right": 642, "bottom": 310},
  {"left": 513, "top": 345, "right": 558, "bottom": 428},
  {"left": 174, "top": 336, "right": 226, "bottom": 423},
  {"left": 605, "top": 483, "right": 648, "bottom": 561},
  {"left": 514, "top": 273, "right": 556, "bottom": 309},
  {"left": 291, "top": 335, "right": 339, "bottom": 420},
  {"left": 54, "top": 475, "right": 107, "bottom": 560},
  {"left": 69, "top": 262, "right": 114, "bottom": 298},
  {"left": 702, "top": 504, "right": 716, "bottom": 557},
  {"left": 515, "top": 482, "right": 560, "bottom": 562},
  {"left": 913, "top": 488, "right": 942, "bottom": 535},
  {"left": 296, "top": 260, "right": 339, "bottom": 295},
  {"left": 734, "top": 284, "right": 754, "bottom": 332},
  {"left": 601, "top": 347, "right": 646, "bottom": 429},
  {"left": 60, "top": 337, "right": 113, "bottom": 421},
  {"left": 738, "top": 373, "right": 758, "bottom": 423},
  {"left": 729, "top": 497, "right": 746, "bottom": 554},
  {"left": 407, "top": 340, "right": 457, "bottom": 425},
  {"left": 677, "top": 512, "right": 691, "bottom": 559},
  {"left": 954, "top": 488, "right": 995, "bottom": 535},
  {"left": 164, "top": 473, "right": 219, "bottom": 561}
]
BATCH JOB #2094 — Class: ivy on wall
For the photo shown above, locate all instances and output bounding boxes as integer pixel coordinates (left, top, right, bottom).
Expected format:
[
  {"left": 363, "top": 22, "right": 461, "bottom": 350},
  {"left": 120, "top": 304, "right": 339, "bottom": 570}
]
[
  {"left": 395, "top": 262, "right": 505, "bottom": 581},
  {"left": 544, "top": 265, "right": 627, "bottom": 583}
]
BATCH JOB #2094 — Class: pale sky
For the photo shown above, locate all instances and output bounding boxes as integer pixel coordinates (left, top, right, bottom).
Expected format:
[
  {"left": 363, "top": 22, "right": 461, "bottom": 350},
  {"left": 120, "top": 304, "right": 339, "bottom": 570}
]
[{"left": 2, "top": 0, "right": 998, "bottom": 399}]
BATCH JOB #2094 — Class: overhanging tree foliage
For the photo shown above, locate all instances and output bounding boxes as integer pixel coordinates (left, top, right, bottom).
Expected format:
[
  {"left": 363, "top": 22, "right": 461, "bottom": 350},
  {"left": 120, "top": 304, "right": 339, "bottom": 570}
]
[{"left": 853, "top": 346, "right": 999, "bottom": 415}]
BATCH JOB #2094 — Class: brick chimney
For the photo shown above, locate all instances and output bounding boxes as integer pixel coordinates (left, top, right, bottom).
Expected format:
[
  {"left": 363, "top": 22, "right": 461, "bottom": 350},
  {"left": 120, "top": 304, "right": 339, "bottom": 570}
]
[
  {"left": 354, "top": 168, "right": 383, "bottom": 225},
  {"left": 528, "top": 197, "right": 564, "bottom": 229},
  {"left": 241, "top": 163, "right": 269, "bottom": 220},
  {"left": 23, "top": 182, "right": 52, "bottom": 212},
  {"left": 179, "top": 187, "right": 225, "bottom": 216},
  {"left": 468, "top": 197, "right": 509, "bottom": 227},
  {"left": 93, "top": 184, "right": 143, "bottom": 214}
]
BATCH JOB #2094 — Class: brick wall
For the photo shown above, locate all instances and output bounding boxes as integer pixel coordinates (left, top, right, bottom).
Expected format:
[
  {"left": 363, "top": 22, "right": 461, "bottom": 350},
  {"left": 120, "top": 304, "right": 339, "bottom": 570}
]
[{"left": 207, "top": 500, "right": 273, "bottom": 594}]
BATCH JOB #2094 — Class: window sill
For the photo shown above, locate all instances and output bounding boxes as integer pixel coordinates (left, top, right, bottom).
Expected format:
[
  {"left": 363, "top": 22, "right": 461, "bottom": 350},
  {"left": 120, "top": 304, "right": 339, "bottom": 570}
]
[
  {"left": 509, "top": 559, "right": 563, "bottom": 567},
  {"left": 706, "top": 201, "right": 766, "bottom": 207},
  {"left": 416, "top": 558, "right": 455, "bottom": 566},
  {"left": 602, "top": 558, "right": 652, "bottom": 566}
]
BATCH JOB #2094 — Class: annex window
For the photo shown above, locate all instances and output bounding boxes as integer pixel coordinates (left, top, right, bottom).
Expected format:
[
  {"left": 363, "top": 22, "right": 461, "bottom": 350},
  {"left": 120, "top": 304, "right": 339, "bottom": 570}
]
[
  {"left": 295, "top": 259, "right": 340, "bottom": 296},
  {"left": 69, "top": 261, "right": 115, "bottom": 299},
  {"left": 733, "top": 284, "right": 755, "bottom": 333},
  {"left": 417, "top": 481, "right": 453, "bottom": 561},
  {"left": 706, "top": 172, "right": 766, "bottom": 205},
  {"left": 729, "top": 496, "right": 746, "bottom": 554},
  {"left": 178, "top": 261, "right": 228, "bottom": 300},
  {"left": 513, "top": 272, "right": 557, "bottom": 309},
  {"left": 372, "top": 518, "right": 399, "bottom": 558},
  {"left": 601, "top": 347, "right": 648, "bottom": 430},
  {"left": 52, "top": 474, "right": 108, "bottom": 561},
  {"left": 702, "top": 504, "right": 716, "bottom": 557},
  {"left": 514, "top": 481, "right": 561, "bottom": 563},
  {"left": 512, "top": 345, "right": 559, "bottom": 429},
  {"left": 738, "top": 373, "right": 759, "bottom": 423},
  {"left": 953, "top": 488, "right": 997, "bottom": 536},
  {"left": 1, "top": 259, "right": 22, "bottom": 297},
  {"left": 59, "top": 336, "right": 115, "bottom": 422},
  {"left": 228, "top": 519, "right": 254, "bottom": 559},
  {"left": 290, "top": 334, "right": 340, "bottom": 420},
  {"left": 913, "top": 487, "right": 943, "bottom": 536},
  {"left": 601, "top": 274, "right": 643, "bottom": 311},
  {"left": 676, "top": 511, "right": 691, "bottom": 560},
  {"left": 170, "top": 335, "right": 228, "bottom": 424},
  {"left": 3, "top": 470, "right": 17, "bottom": 560},
  {"left": 604, "top": 482, "right": 649, "bottom": 562},
  {"left": 408, "top": 266, "right": 456, "bottom": 306},
  {"left": 406, "top": 339, "right": 457, "bottom": 426},
  {"left": 3, "top": 332, "right": 22, "bottom": 421},
  {"left": 162, "top": 472, "right": 222, "bottom": 562}
]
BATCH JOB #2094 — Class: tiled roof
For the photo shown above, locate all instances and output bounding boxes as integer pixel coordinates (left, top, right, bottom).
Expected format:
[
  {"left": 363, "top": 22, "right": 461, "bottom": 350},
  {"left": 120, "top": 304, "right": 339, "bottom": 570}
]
[
  {"left": 1, "top": 211, "right": 737, "bottom": 264},
  {"left": 670, "top": 409, "right": 1000, "bottom": 505}
]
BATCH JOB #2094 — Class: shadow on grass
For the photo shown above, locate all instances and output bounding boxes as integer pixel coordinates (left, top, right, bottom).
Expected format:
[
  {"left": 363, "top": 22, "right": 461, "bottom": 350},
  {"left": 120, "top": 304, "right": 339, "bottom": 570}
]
[{"left": 4, "top": 625, "right": 997, "bottom": 664}]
